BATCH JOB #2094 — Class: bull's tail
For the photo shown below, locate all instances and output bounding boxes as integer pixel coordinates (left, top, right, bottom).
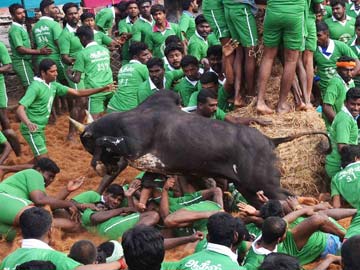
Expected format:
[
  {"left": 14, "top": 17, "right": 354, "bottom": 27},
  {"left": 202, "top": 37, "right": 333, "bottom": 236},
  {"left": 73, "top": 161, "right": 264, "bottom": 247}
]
[{"left": 271, "top": 131, "right": 331, "bottom": 154}]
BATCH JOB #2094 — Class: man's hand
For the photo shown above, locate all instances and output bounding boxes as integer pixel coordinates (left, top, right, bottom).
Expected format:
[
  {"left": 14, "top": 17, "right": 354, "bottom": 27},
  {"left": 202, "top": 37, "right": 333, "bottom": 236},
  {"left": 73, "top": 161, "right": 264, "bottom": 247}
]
[
  {"left": 222, "top": 39, "right": 239, "bottom": 57},
  {"left": 77, "top": 203, "right": 100, "bottom": 211},
  {"left": 66, "top": 66, "right": 74, "bottom": 79},
  {"left": 286, "top": 196, "right": 301, "bottom": 211},
  {"left": 189, "top": 231, "right": 204, "bottom": 242},
  {"left": 67, "top": 176, "right": 85, "bottom": 192},
  {"left": 163, "top": 178, "right": 175, "bottom": 191},
  {"left": 313, "top": 202, "right": 333, "bottom": 211},
  {"left": 121, "top": 207, "right": 137, "bottom": 215},
  {"left": 136, "top": 202, "right": 146, "bottom": 212},
  {"left": 200, "top": 58, "right": 210, "bottom": 71},
  {"left": 26, "top": 122, "right": 38, "bottom": 132},
  {"left": 39, "top": 46, "right": 52, "bottom": 55},
  {"left": 237, "top": 202, "right": 257, "bottom": 216},
  {"left": 124, "top": 179, "right": 142, "bottom": 197},
  {"left": 104, "top": 82, "right": 117, "bottom": 92},
  {"left": 256, "top": 190, "right": 269, "bottom": 203},
  {"left": 69, "top": 203, "right": 80, "bottom": 223}
]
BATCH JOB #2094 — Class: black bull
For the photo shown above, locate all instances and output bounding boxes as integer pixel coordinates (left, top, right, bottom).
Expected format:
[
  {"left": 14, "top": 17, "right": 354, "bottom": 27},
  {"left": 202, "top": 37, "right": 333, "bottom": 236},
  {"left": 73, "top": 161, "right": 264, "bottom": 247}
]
[{"left": 80, "top": 91, "right": 330, "bottom": 206}]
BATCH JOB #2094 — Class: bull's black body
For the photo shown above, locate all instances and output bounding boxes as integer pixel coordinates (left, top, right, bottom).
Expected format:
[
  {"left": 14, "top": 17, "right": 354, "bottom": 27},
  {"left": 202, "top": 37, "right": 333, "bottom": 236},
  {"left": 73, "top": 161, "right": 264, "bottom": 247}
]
[{"left": 81, "top": 91, "right": 322, "bottom": 205}]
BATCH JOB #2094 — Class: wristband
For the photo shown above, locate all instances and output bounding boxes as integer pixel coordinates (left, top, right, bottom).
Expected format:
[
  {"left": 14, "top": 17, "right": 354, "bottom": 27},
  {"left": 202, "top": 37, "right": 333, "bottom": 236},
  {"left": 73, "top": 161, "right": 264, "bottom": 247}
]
[{"left": 118, "top": 258, "right": 127, "bottom": 269}]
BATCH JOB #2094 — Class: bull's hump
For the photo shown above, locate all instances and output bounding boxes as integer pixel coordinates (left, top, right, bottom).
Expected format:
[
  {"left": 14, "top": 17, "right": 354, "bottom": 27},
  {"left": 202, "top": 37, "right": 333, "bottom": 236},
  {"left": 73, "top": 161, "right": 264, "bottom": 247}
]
[{"left": 128, "top": 153, "right": 167, "bottom": 174}]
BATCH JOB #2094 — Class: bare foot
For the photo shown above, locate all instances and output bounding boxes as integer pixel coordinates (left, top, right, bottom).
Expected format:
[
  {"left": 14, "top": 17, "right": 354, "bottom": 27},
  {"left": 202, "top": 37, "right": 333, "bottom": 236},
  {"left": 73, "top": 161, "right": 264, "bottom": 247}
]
[
  {"left": 276, "top": 103, "right": 292, "bottom": 114},
  {"left": 256, "top": 102, "right": 274, "bottom": 115},
  {"left": 234, "top": 97, "right": 246, "bottom": 108},
  {"left": 295, "top": 102, "right": 306, "bottom": 111}
]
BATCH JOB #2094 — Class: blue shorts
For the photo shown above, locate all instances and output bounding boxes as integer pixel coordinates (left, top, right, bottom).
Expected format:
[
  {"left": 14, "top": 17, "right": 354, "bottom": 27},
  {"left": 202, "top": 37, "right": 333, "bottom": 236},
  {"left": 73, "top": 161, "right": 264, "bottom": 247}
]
[{"left": 320, "top": 234, "right": 342, "bottom": 258}]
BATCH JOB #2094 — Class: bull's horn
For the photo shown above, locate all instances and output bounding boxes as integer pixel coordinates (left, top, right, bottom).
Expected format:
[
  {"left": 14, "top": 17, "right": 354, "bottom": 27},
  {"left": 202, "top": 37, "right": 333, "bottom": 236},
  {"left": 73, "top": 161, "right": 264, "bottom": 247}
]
[
  {"left": 85, "top": 110, "right": 94, "bottom": 124},
  {"left": 68, "top": 117, "right": 86, "bottom": 133}
]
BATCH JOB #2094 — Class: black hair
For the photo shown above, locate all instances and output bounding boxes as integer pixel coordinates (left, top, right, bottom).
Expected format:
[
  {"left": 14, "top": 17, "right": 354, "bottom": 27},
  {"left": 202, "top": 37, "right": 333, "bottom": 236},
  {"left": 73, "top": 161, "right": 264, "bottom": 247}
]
[
  {"left": 180, "top": 55, "right": 199, "bottom": 68},
  {"left": 38, "top": 59, "right": 56, "bottom": 74},
  {"left": 105, "top": 184, "right": 124, "bottom": 197},
  {"left": 195, "top": 14, "right": 207, "bottom": 26},
  {"left": 80, "top": 12, "right": 95, "bottom": 22},
  {"left": 164, "top": 42, "right": 184, "bottom": 56},
  {"left": 20, "top": 207, "right": 52, "bottom": 239},
  {"left": 150, "top": 4, "right": 165, "bottom": 15},
  {"left": 129, "top": 42, "right": 149, "bottom": 58},
  {"left": 122, "top": 225, "right": 164, "bottom": 270},
  {"left": 33, "top": 157, "right": 60, "bottom": 174},
  {"left": 261, "top": 217, "right": 287, "bottom": 244},
  {"left": 342, "top": 235, "right": 360, "bottom": 270},
  {"left": 98, "top": 241, "right": 115, "bottom": 257},
  {"left": 346, "top": 87, "right": 360, "bottom": 101},
  {"left": 197, "top": 88, "right": 218, "bottom": 104},
  {"left": 39, "top": 0, "right": 54, "bottom": 14},
  {"left": 137, "top": 0, "right": 152, "bottom": 6},
  {"left": 340, "top": 145, "right": 360, "bottom": 168},
  {"left": 8, "top": 3, "right": 24, "bottom": 16},
  {"left": 165, "top": 35, "right": 182, "bottom": 46},
  {"left": 260, "top": 253, "right": 301, "bottom": 270},
  {"left": 182, "top": 0, "right": 193, "bottom": 10},
  {"left": 147, "top": 57, "right": 164, "bottom": 69},
  {"left": 330, "top": 0, "right": 346, "bottom": 7},
  {"left": 96, "top": 250, "right": 107, "bottom": 263},
  {"left": 15, "top": 261, "right": 56, "bottom": 270},
  {"left": 207, "top": 212, "right": 237, "bottom": 247},
  {"left": 316, "top": 21, "right": 329, "bottom": 33},
  {"left": 207, "top": 45, "right": 222, "bottom": 58},
  {"left": 126, "top": 0, "right": 139, "bottom": 9},
  {"left": 260, "top": 200, "right": 284, "bottom": 219},
  {"left": 337, "top": 56, "right": 356, "bottom": 63},
  {"left": 76, "top": 25, "right": 94, "bottom": 41},
  {"left": 234, "top": 217, "right": 250, "bottom": 244},
  {"left": 200, "top": 72, "right": 219, "bottom": 85},
  {"left": 356, "top": 17, "right": 360, "bottom": 28},
  {"left": 62, "top": 2, "right": 78, "bottom": 14},
  {"left": 69, "top": 240, "right": 97, "bottom": 265}
]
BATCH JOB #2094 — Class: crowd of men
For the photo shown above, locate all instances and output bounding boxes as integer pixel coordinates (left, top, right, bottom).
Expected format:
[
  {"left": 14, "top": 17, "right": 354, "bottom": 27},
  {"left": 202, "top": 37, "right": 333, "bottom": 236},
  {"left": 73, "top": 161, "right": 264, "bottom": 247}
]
[{"left": 1, "top": 0, "right": 360, "bottom": 269}]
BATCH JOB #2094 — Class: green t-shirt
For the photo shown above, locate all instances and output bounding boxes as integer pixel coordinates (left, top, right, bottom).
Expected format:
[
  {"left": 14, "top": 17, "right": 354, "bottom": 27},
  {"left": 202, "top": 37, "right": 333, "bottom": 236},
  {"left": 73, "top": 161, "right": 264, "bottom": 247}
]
[
  {"left": 0, "top": 247, "right": 81, "bottom": 270},
  {"left": 108, "top": 60, "right": 149, "bottom": 111},
  {"left": 131, "top": 16, "right": 155, "bottom": 43},
  {"left": 179, "top": 11, "right": 196, "bottom": 39},
  {"left": 0, "top": 131, "right": 7, "bottom": 144},
  {"left": 73, "top": 41, "right": 113, "bottom": 97},
  {"left": 0, "top": 41, "right": 11, "bottom": 83},
  {"left": 58, "top": 24, "right": 83, "bottom": 60},
  {"left": 325, "top": 16, "right": 355, "bottom": 43},
  {"left": 94, "top": 30, "right": 113, "bottom": 47},
  {"left": 326, "top": 108, "right": 359, "bottom": 171},
  {"left": 314, "top": 39, "right": 357, "bottom": 93},
  {"left": 188, "top": 32, "right": 208, "bottom": 61},
  {"left": 345, "top": 210, "right": 360, "bottom": 239},
  {"left": 32, "top": 16, "right": 62, "bottom": 60},
  {"left": 208, "top": 32, "right": 221, "bottom": 46},
  {"left": 72, "top": 190, "right": 101, "bottom": 204},
  {"left": 347, "top": 37, "right": 360, "bottom": 88},
  {"left": 19, "top": 78, "right": 68, "bottom": 127},
  {"left": 95, "top": 7, "right": 115, "bottom": 33},
  {"left": 0, "top": 169, "right": 45, "bottom": 200},
  {"left": 174, "top": 76, "right": 201, "bottom": 106},
  {"left": 331, "top": 161, "right": 360, "bottom": 209},
  {"left": 267, "top": 0, "right": 306, "bottom": 14},
  {"left": 145, "top": 22, "right": 183, "bottom": 58},
  {"left": 188, "top": 85, "right": 231, "bottom": 111},
  {"left": 8, "top": 22, "right": 32, "bottom": 61},
  {"left": 212, "top": 108, "right": 227, "bottom": 121},
  {"left": 118, "top": 16, "right": 135, "bottom": 63},
  {"left": 202, "top": 0, "right": 223, "bottom": 10},
  {"left": 346, "top": 2, "right": 360, "bottom": 19}
]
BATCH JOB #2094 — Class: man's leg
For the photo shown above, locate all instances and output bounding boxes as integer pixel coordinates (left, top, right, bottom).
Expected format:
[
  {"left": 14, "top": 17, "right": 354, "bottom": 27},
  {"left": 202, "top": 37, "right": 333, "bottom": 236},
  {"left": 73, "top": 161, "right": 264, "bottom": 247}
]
[
  {"left": 233, "top": 47, "right": 244, "bottom": 107},
  {"left": 0, "top": 108, "right": 21, "bottom": 156},
  {"left": 138, "top": 211, "right": 160, "bottom": 226},
  {"left": 303, "top": 50, "right": 314, "bottom": 109},
  {"left": 20, "top": 128, "right": 49, "bottom": 160},
  {"left": 244, "top": 47, "right": 257, "bottom": 97},
  {"left": 294, "top": 55, "right": 307, "bottom": 110}
]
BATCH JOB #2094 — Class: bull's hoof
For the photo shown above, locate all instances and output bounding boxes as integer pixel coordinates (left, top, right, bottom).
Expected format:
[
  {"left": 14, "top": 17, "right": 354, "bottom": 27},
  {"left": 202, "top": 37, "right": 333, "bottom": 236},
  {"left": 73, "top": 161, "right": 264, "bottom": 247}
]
[{"left": 95, "top": 162, "right": 107, "bottom": 177}]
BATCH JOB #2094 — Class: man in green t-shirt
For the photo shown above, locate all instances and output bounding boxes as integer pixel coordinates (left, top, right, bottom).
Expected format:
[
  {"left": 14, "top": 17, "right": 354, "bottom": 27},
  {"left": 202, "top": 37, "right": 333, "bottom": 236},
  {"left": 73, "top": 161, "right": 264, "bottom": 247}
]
[
  {"left": 0, "top": 207, "right": 123, "bottom": 270},
  {"left": 323, "top": 56, "right": 356, "bottom": 128},
  {"left": 346, "top": 0, "right": 360, "bottom": 18},
  {"left": 95, "top": 5, "right": 121, "bottom": 35},
  {"left": 131, "top": 0, "right": 154, "bottom": 43},
  {"left": 107, "top": 42, "right": 152, "bottom": 112},
  {"left": 325, "top": 87, "right": 360, "bottom": 178},
  {"left": 67, "top": 26, "right": 114, "bottom": 120},
  {"left": 325, "top": 0, "right": 355, "bottom": 43},
  {"left": 187, "top": 15, "right": 211, "bottom": 63},
  {"left": 348, "top": 19, "right": 360, "bottom": 88},
  {"left": 17, "top": 59, "right": 113, "bottom": 159},
  {"left": 8, "top": 3, "right": 52, "bottom": 88},
  {"left": 179, "top": 0, "right": 198, "bottom": 41},
  {"left": 164, "top": 42, "right": 184, "bottom": 72}
]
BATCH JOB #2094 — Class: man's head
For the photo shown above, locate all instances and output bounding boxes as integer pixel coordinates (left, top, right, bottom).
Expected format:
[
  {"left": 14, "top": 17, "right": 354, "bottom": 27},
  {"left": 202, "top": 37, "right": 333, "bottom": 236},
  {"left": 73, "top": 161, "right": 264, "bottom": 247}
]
[
  {"left": 233, "top": 218, "right": 250, "bottom": 246},
  {"left": 342, "top": 235, "right": 360, "bottom": 270},
  {"left": 80, "top": 12, "right": 95, "bottom": 29},
  {"left": 207, "top": 212, "right": 237, "bottom": 247},
  {"left": 122, "top": 225, "right": 164, "bottom": 270},
  {"left": 181, "top": 55, "right": 200, "bottom": 81},
  {"left": 130, "top": 42, "right": 152, "bottom": 64},
  {"left": 147, "top": 58, "right": 165, "bottom": 86},
  {"left": 76, "top": 25, "right": 94, "bottom": 47},
  {"left": 103, "top": 184, "right": 124, "bottom": 209},
  {"left": 195, "top": 14, "right": 210, "bottom": 39},
  {"left": 138, "top": 0, "right": 152, "bottom": 18},
  {"left": 182, "top": 0, "right": 198, "bottom": 13},
  {"left": 39, "top": 0, "right": 57, "bottom": 18},
  {"left": 165, "top": 35, "right": 182, "bottom": 47},
  {"left": 38, "top": 59, "right": 58, "bottom": 83},
  {"left": 97, "top": 240, "right": 124, "bottom": 263},
  {"left": 33, "top": 157, "right": 60, "bottom": 187},
  {"left": 20, "top": 207, "right": 52, "bottom": 240},
  {"left": 261, "top": 217, "right": 287, "bottom": 245},
  {"left": 200, "top": 72, "right": 219, "bottom": 92},
  {"left": 164, "top": 43, "right": 184, "bottom": 69},
  {"left": 151, "top": 4, "right": 166, "bottom": 25},
  {"left": 15, "top": 261, "right": 56, "bottom": 270},
  {"left": 260, "top": 253, "right": 301, "bottom": 270},
  {"left": 197, "top": 88, "right": 218, "bottom": 118},
  {"left": 316, "top": 22, "right": 330, "bottom": 47},
  {"left": 330, "top": 0, "right": 347, "bottom": 20},
  {"left": 126, "top": 0, "right": 139, "bottom": 19},
  {"left": 9, "top": 3, "right": 26, "bottom": 24},
  {"left": 340, "top": 145, "right": 360, "bottom": 168},
  {"left": 114, "top": 2, "right": 128, "bottom": 20},
  {"left": 207, "top": 45, "right": 222, "bottom": 74},
  {"left": 345, "top": 87, "right": 360, "bottom": 118},
  {"left": 62, "top": 2, "right": 79, "bottom": 27},
  {"left": 336, "top": 56, "right": 356, "bottom": 83},
  {"left": 69, "top": 240, "right": 97, "bottom": 265},
  {"left": 260, "top": 200, "right": 285, "bottom": 219}
]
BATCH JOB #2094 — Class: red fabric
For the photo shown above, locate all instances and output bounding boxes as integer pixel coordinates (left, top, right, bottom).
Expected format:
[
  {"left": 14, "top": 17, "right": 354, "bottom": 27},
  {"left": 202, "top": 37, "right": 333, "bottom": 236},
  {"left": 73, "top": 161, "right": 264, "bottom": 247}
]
[{"left": 83, "top": 0, "right": 121, "bottom": 8}]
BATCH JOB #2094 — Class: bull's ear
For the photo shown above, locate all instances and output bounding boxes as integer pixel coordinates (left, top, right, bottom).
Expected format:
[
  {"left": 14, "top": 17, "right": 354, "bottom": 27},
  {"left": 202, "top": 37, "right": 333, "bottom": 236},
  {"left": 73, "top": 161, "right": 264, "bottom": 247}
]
[{"left": 96, "top": 136, "right": 128, "bottom": 155}]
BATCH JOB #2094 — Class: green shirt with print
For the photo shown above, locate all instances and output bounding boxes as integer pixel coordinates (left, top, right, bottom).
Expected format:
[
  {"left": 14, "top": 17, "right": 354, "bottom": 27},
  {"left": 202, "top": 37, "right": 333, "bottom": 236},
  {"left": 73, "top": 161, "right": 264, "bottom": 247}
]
[
  {"left": 94, "top": 30, "right": 113, "bottom": 47},
  {"left": 95, "top": 7, "right": 114, "bottom": 33},
  {"left": 73, "top": 41, "right": 113, "bottom": 98},
  {"left": 131, "top": 16, "right": 154, "bottom": 43},
  {"left": 325, "top": 16, "right": 355, "bottom": 43},
  {"left": 19, "top": 79, "right": 68, "bottom": 128},
  {"left": 8, "top": 22, "right": 32, "bottom": 61},
  {"left": 188, "top": 33, "right": 208, "bottom": 61},
  {"left": 108, "top": 60, "right": 149, "bottom": 112},
  {"left": 0, "top": 41, "right": 11, "bottom": 83},
  {"left": 179, "top": 11, "right": 195, "bottom": 39},
  {"left": 0, "top": 169, "right": 45, "bottom": 200},
  {"left": 174, "top": 77, "right": 201, "bottom": 106}
]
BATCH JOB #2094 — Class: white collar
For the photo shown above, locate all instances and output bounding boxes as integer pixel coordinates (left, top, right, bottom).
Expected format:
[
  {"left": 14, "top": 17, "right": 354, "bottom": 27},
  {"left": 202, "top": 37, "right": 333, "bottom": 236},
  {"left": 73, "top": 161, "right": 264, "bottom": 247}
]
[
  {"left": 93, "top": 29, "right": 98, "bottom": 34},
  {"left": 318, "top": 39, "right": 335, "bottom": 60},
  {"left": 251, "top": 235, "right": 278, "bottom": 255},
  {"left": 336, "top": 74, "right": 354, "bottom": 89},
  {"left": 66, "top": 23, "right": 77, "bottom": 33},
  {"left": 209, "top": 67, "right": 226, "bottom": 85},
  {"left": 149, "top": 77, "right": 166, "bottom": 91},
  {"left": 111, "top": 6, "right": 115, "bottom": 20},
  {"left": 101, "top": 195, "right": 105, "bottom": 203},
  {"left": 129, "top": 59, "right": 142, "bottom": 65},
  {"left": 125, "top": 16, "right": 136, "bottom": 24},
  {"left": 22, "top": 239, "right": 54, "bottom": 250},
  {"left": 342, "top": 105, "right": 357, "bottom": 119},
  {"left": 350, "top": 3, "right": 360, "bottom": 12},
  {"left": 34, "top": 76, "right": 51, "bottom": 88},
  {"left": 345, "top": 160, "right": 360, "bottom": 168},
  {"left": 140, "top": 15, "right": 153, "bottom": 25},
  {"left": 185, "top": 76, "right": 198, "bottom": 87},
  {"left": 351, "top": 37, "right": 357, "bottom": 46},
  {"left": 86, "top": 41, "right": 98, "bottom": 48},
  {"left": 206, "top": 243, "right": 238, "bottom": 263},
  {"left": 12, "top": 21, "right": 26, "bottom": 29},
  {"left": 40, "top": 16, "right": 54, "bottom": 21},
  {"left": 166, "top": 63, "right": 175, "bottom": 71},
  {"left": 331, "top": 15, "right": 352, "bottom": 23},
  {"left": 195, "top": 30, "right": 207, "bottom": 42}
]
